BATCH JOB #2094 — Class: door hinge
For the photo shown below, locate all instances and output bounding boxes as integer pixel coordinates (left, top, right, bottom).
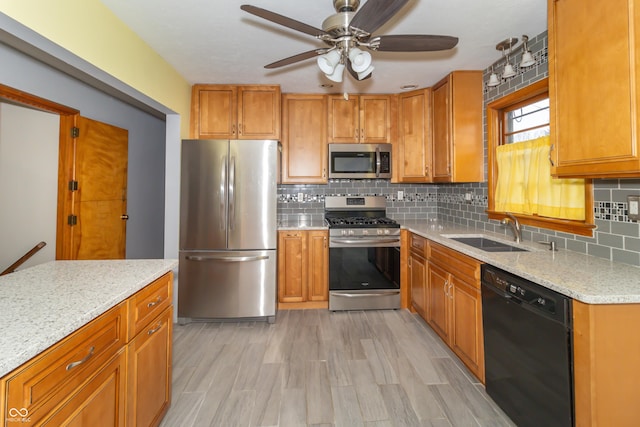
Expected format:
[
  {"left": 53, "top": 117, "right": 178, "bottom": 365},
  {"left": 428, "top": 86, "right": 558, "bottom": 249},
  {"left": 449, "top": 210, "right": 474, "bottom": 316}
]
[
  {"left": 67, "top": 214, "right": 77, "bottom": 226},
  {"left": 71, "top": 127, "right": 80, "bottom": 138},
  {"left": 68, "top": 180, "right": 78, "bottom": 191}
]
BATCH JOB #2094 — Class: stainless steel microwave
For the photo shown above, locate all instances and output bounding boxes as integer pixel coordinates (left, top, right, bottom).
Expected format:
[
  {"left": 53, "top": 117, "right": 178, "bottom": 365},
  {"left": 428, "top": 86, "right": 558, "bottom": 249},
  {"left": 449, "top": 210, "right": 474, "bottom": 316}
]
[{"left": 328, "top": 143, "right": 392, "bottom": 179}]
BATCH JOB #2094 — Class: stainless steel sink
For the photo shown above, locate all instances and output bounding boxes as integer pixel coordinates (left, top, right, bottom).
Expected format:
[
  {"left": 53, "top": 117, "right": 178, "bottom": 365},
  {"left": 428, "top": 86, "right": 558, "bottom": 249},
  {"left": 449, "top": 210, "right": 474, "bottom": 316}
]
[{"left": 448, "top": 236, "right": 528, "bottom": 252}]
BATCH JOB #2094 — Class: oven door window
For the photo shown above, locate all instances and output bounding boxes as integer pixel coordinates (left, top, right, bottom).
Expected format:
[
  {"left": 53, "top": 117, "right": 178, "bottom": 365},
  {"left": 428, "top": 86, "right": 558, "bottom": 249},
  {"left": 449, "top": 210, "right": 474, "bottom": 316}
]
[{"left": 329, "top": 247, "right": 400, "bottom": 290}]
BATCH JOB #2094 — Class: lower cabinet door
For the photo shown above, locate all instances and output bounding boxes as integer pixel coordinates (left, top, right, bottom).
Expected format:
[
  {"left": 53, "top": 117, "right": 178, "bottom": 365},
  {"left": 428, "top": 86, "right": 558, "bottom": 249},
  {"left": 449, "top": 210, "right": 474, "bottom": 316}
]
[
  {"left": 41, "top": 349, "right": 126, "bottom": 426},
  {"left": 127, "top": 307, "right": 173, "bottom": 427},
  {"left": 427, "top": 261, "right": 450, "bottom": 342}
]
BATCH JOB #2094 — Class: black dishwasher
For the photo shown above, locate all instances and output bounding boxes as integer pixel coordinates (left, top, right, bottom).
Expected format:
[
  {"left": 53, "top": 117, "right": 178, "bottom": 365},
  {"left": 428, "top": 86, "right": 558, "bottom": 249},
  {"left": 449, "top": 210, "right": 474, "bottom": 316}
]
[{"left": 481, "top": 264, "right": 574, "bottom": 427}]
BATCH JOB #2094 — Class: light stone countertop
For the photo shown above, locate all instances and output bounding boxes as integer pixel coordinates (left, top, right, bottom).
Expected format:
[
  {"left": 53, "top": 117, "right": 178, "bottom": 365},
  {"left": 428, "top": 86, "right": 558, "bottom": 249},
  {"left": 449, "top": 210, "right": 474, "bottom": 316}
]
[
  {"left": 0, "top": 259, "right": 177, "bottom": 378},
  {"left": 403, "top": 220, "right": 640, "bottom": 305}
]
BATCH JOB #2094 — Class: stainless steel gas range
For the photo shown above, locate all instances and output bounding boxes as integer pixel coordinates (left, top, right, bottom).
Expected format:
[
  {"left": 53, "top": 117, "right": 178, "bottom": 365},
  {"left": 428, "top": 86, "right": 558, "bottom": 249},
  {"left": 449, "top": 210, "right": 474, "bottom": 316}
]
[{"left": 325, "top": 196, "right": 401, "bottom": 311}]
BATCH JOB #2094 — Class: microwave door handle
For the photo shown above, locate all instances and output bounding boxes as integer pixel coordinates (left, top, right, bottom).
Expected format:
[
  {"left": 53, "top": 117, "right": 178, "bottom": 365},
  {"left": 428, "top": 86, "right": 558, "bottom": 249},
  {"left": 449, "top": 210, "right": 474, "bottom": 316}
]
[{"left": 375, "top": 146, "right": 381, "bottom": 177}]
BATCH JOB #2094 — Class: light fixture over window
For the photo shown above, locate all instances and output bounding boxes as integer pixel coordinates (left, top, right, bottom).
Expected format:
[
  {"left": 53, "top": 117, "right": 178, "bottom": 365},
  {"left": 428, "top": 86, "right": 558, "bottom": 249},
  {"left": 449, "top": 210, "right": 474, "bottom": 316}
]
[{"left": 486, "top": 35, "right": 537, "bottom": 88}]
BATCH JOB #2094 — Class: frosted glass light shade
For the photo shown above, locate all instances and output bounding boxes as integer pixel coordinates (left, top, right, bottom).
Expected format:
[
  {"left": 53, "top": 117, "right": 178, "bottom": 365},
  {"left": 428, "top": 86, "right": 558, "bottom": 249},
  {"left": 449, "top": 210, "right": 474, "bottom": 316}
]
[
  {"left": 502, "top": 63, "right": 516, "bottom": 78},
  {"left": 520, "top": 51, "right": 536, "bottom": 67},
  {"left": 317, "top": 50, "right": 341, "bottom": 74},
  {"left": 326, "top": 63, "right": 345, "bottom": 82},
  {"left": 487, "top": 72, "right": 500, "bottom": 87},
  {"left": 357, "top": 65, "right": 374, "bottom": 80},
  {"left": 348, "top": 47, "right": 372, "bottom": 73}
]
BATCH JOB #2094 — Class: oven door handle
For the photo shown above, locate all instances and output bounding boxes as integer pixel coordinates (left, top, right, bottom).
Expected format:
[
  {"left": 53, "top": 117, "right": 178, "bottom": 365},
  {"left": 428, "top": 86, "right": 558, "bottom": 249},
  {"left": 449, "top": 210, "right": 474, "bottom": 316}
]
[
  {"left": 331, "top": 291, "right": 400, "bottom": 298},
  {"left": 330, "top": 238, "right": 401, "bottom": 245}
]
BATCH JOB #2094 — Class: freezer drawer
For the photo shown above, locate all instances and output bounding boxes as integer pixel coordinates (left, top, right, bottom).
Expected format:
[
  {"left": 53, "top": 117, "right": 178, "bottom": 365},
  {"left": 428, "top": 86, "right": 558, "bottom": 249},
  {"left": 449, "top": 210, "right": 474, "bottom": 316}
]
[{"left": 178, "top": 250, "right": 277, "bottom": 322}]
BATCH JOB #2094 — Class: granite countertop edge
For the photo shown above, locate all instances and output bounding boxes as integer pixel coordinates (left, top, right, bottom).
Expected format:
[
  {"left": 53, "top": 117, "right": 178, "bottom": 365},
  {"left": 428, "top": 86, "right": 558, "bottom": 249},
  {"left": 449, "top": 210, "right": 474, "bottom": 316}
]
[
  {"left": 0, "top": 259, "right": 178, "bottom": 378},
  {"left": 402, "top": 220, "right": 640, "bottom": 305}
]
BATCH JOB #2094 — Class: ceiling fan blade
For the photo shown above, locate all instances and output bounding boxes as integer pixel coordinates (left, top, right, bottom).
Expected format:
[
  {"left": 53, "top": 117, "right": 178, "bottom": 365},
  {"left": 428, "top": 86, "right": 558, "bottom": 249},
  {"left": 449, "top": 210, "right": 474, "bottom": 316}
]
[
  {"left": 264, "top": 49, "right": 328, "bottom": 69},
  {"left": 349, "top": 0, "right": 409, "bottom": 35},
  {"left": 372, "top": 35, "right": 459, "bottom": 52},
  {"left": 241, "top": 5, "right": 329, "bottom": 38}
]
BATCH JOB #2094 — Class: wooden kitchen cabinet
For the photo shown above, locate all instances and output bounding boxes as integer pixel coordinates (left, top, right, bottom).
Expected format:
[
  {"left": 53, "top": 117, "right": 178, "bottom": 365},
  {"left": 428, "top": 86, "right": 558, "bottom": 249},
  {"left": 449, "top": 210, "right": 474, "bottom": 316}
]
[
  {"left": 277, "top": 230, "right": 328, "bottom": 306},
  {"left": 408, "top": 233, "right": 428, "bottom": 319},
  {"left": 190, "top": 84, "right": 281, "bottom": 140},
  {"left": 431, "top": 71, "right": 483, "bottom": 183},
  {"left": 396, "top": 88, "right": 432, "bottom": 182},
  {"left": 549, "top": 0, "right": 640, "bottom": 177},
  {"left": 426, "top": 241, "right": 485, "bottom": 382},
  {"left": 281, "top": 94, "right": 328, "bottom": 183},
  {"left": 328, "top": 94, "right": 392, "bottom": 143}
]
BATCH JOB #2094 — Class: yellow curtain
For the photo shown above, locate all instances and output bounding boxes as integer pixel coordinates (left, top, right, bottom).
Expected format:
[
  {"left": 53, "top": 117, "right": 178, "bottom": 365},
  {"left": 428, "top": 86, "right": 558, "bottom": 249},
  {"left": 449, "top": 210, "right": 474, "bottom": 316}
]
[{"left": 494, "top": 136, "right": 585, "bottom": 220}]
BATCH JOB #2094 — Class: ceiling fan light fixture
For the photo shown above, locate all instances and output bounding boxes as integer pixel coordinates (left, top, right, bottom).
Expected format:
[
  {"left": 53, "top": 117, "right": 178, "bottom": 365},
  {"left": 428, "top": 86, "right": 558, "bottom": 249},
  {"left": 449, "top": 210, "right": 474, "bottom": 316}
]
[
  {"left": 357, "top": 64, "right": 374, "bottom": 80},
  {"left": 348, "top": 47, "right": 372, "bottom": 72},
  {"left": 325, "top": 62, "right": 345, "bottom": 82},
  {"left": 317, "top": 50, "right": 342, "bottom": 74}
]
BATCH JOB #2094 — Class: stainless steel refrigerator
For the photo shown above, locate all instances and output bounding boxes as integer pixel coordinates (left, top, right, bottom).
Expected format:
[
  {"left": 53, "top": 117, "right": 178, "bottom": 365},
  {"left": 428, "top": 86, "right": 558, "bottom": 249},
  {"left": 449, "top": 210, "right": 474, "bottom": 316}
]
[{"left": 178, "top": 139, "right": 278, "bottom": 323}]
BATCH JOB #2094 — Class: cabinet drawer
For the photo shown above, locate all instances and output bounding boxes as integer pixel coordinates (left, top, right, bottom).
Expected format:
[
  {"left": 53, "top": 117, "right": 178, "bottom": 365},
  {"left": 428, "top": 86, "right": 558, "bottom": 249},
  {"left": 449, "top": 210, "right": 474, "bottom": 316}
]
[
  {"left": 128, "top": 272, "right": 172, "bottom": 338},
  {"left": 428, "top": 241, "right": 481, "bottom": 286},
  {"left": 3, "top": 302, "right": 127, "bottom": 425},
  {"left": 410, "top": 233, "right": 428, "bottom": 257}
]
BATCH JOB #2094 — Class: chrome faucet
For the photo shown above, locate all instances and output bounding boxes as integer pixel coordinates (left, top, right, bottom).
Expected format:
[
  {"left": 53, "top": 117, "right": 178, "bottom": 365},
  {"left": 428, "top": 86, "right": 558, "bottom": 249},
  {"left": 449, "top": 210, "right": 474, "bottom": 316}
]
[{"left": 501, "top": 213, "right": 522, "bottom": 243}]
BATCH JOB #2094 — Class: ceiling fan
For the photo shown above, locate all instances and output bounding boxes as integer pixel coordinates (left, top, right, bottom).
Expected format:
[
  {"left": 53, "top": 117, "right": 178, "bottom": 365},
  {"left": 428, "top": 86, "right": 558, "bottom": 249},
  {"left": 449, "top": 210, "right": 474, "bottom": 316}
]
[{"left": 240, "top": 0, "right": 459, "bottom": 82}]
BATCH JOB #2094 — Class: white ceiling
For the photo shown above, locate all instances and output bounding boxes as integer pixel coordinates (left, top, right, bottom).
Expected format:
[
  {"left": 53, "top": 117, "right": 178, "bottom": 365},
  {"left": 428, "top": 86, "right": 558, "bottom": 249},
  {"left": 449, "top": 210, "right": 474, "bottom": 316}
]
[{"left": 99, "top": 0, "right": 547, "bottom": 94}]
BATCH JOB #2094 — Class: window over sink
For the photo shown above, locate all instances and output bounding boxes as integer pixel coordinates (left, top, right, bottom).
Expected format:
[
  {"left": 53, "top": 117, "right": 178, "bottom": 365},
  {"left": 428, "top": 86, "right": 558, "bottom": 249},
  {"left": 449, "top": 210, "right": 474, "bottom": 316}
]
[{"left": 486, "top": 78, "right": 595, "bottom": 236}]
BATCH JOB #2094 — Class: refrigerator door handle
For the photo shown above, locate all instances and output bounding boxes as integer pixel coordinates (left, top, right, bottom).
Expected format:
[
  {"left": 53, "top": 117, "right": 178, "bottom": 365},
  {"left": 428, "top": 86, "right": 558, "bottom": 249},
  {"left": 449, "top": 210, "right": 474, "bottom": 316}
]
[
  {"left": 229, "top": 156, "right": 236, "bottom": 230},
  {"left": 185, "top": 255, "right": 269, "bottom": 262},
  {"left": 220, "top": 155, "right": 227, "bottom": 231}
]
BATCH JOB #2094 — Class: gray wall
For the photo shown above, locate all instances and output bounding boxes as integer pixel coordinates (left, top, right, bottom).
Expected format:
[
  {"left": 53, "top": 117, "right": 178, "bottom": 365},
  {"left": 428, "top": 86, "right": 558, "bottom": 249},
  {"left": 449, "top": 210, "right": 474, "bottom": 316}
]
[
  {"left": 279, "top": 30, "right": 640, "bottom": 267},
  {"left": 0, "top": 41, "right": 167, "bottom": 259}
]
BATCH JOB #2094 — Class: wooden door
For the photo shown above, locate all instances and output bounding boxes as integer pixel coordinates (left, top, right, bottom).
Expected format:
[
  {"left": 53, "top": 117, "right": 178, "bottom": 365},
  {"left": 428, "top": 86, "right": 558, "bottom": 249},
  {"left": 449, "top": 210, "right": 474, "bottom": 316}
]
[
  {"left": 191, "top": 85, "right": 237, "bottom": 139},
  {"left": 277, "top": 231, "right": 306, "bottom": 302},
  {"left": 409, "top": 251, "right": 427, "bottom": 319},
  {"left": 237, "top": 85, "right": 281, "bottom": 140},
  {"left": 427, "top": 261, "right": 450, "bottom": 342},
  {"left": 397, "top": 89, "right": 432, "bottom": 182},
  {"left": 360, "top": 95, "right": 391, "bottom": 143},
  {"left": 328, "top": 95, "right": 359, "bottom": 142},
  {"left": 307, "top": 230, "right": 328, "bottom": 301},
  {"left": 127, "top": 307, "right": 173, "bottom": 427},
  {"left": 432, "top": 79, "right": 451, "bottom": 181},
  {"left": 70, "top": 117, "right": 128, "bottom": 260},
  {"left": 281, "top": 94, "right": 328, "bottom": 183}
]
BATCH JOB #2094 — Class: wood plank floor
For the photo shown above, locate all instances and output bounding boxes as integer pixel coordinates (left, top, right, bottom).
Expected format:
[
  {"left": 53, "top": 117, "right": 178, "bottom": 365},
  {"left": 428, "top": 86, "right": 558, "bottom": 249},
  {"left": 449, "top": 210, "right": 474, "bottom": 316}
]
[{"left": 161, "top": 309, "right": 515, "bottom": 427}]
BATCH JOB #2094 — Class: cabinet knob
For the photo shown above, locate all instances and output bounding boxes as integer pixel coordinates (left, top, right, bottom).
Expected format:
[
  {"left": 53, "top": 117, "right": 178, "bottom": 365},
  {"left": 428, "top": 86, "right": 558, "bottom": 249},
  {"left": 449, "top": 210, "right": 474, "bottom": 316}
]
[
  {"left": 238, "top": 123, "right": 242, "bottom": 135},
  {"left": 121, "top": 214, "right": 129, "bottom": 220}
]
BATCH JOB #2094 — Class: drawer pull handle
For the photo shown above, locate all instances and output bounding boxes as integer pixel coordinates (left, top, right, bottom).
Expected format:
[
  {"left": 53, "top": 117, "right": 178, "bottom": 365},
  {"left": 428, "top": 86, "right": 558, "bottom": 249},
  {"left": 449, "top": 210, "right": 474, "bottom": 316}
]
[
  {"left": 148, "top": 321, "right": 163, "bottom": 335},
  {"left": 147, "top": 296, "right": 162, "bottom": 308},
  {"left": 66, "top": 346, "right": 95, "bottom": 371}
]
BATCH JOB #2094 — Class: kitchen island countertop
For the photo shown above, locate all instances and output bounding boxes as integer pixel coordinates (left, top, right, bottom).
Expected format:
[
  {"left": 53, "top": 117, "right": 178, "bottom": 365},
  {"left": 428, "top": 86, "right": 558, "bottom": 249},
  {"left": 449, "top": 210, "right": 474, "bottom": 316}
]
[
  {"left": 0, "top": 259, "right": 177, "bottom": 378},
  {"left": 403, "top": 220, "right": 640, "bottom": 305}
]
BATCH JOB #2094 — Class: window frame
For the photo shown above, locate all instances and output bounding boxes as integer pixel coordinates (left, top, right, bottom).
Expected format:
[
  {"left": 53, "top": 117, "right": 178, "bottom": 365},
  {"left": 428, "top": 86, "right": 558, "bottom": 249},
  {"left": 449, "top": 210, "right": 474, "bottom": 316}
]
[{"left": 486, "top": 78, "right": 595, "bottom": 236}]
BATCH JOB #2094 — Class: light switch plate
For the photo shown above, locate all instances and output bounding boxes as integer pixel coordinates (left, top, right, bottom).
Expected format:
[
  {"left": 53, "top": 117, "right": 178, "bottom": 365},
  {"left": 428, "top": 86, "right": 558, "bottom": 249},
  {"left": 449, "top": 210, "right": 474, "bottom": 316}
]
[
  {"left": 297, "top": 192, "right": 304, "bottom": 202},
  {"left": 397, "top": 191, "right": 404, "bottom": 201},
  {"left": 628, "top": 195, "right": 640, "bottom": 221}
]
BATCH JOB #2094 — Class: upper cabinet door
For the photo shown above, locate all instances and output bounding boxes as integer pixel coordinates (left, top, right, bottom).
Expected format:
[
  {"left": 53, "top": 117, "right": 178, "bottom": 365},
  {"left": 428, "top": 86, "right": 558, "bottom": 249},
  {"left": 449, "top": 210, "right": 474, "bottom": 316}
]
[
  {"left": 281, "top": 94, "right": 328, "bottom": 184},
  {"left": 396, "top": 88, "right": 432, "bottom": 182},
  {"left": 190, "top": 84, "right": 280, "bottom": 140},
  {"left": 432, "top": 80, "right": 451, "bottom": 181},
  {"left": 550, "top": 0, "right": 640, "bottom": 177},
  {"left": 191, "top": 85, "right": 237, "bottom": 139},
  {"left": 237, "top": 85, "right": 281, "bottom": 140},
  {"left": 328, "top": 95, "right": 360, "bottom": 142},
  {"left": 360, "top": 95, "right": 392, "bottom": 143}
]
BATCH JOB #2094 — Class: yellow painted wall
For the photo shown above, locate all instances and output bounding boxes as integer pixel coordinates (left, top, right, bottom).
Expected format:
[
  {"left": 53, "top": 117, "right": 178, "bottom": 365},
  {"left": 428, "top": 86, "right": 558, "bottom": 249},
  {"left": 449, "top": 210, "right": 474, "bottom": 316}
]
[{"left": 0, "top": 0, "right": 191, "bottom": 138}]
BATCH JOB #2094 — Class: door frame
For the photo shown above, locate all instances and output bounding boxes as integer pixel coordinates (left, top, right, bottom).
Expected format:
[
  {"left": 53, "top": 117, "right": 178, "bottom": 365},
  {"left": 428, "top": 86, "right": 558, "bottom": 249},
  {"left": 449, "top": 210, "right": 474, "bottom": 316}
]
[{"left": 0, "top": 83, "right": 79, "bottom": 259}]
